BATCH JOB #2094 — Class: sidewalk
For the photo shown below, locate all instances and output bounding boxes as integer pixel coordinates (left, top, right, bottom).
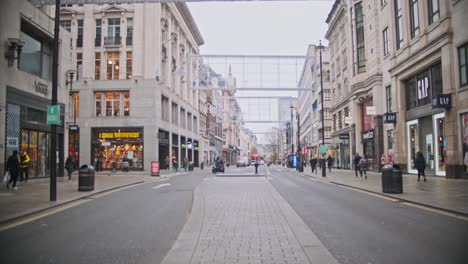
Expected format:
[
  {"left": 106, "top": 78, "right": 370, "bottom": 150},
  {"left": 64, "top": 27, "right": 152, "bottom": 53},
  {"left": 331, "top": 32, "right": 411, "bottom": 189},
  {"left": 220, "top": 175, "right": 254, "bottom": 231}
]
[
  {"left": 0, "top": 169, "right": 181, "bottom": 224},
  {"left": 162, "top": 177, "right": 338, "bottom": 264},
  {"left": 301, "top": 168, "right": 468, "bottom": 215}
]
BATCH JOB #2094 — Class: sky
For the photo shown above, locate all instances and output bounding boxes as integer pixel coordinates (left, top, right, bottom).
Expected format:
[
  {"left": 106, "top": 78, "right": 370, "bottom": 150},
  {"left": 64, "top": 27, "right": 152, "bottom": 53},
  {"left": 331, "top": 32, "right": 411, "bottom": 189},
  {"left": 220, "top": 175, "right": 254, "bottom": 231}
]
[{"left": 187, "top": 0, "right": 334, "bottom": 144}]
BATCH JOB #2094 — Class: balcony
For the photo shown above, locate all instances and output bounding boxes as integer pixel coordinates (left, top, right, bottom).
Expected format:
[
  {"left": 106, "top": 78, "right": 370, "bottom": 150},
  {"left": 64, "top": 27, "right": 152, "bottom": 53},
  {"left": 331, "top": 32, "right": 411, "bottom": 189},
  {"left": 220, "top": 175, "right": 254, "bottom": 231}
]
[{"left": 104, "top": 36, "right": 121, "bottom": 47}]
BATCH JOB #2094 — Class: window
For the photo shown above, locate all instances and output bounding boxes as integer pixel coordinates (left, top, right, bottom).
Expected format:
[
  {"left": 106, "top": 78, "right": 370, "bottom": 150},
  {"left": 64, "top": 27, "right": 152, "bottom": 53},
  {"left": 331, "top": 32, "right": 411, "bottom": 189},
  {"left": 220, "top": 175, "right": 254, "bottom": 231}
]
[
  {"left": 386, "top": 86, "right": 392, "bottom": 112},
  {"left": 405, "top": 64, "right": 442, "bottom": 110},
  {"left": 172, "top": 103, "right": 178, "bottom": 125},
  {"left": 381, "top": 0, "right": 387, "bottom": 6},
  {"left": 60, "top": 20, "right": 71, "bottom": 32},
  {"left": 105, "top": 92, "right": 120, "bottom": 116},
  {"left": 126, "top": 18, "right": 133, "bottom": 46},
  {"left": 95, "top": 19, "right": 102, "bottom": 47},
  {"left": 395, "top": 0, "right": 404, "bottom": 50},
  {"left": 187, "top": 113, "right": 192, "bottom": 131},
  {"left": 338, "top": 111, "right": 343, "bottom": 129},
  {"left": 361, "top": 100, "right": 374, "bottom": 131},
  {"left": 333, "top": 114, "right": 337, "bottom": 131},
  {"left": 161, "top": 96, "right": 169, "bottom": 121},
  {"left": 76, "top": 53, "right": 82, "bottom": 80},
  {"left": 106, "top": 52, "right": 120, "bottom": 80},
  {"left": 19, "top": 21, "right": 52, "bottom": 80},
  {"left": 94, "top": 91, "right": 129, "bottom": 117},
  {"left": 355, "top": 2, "right": 366, "bottom": 73},
  {"left": 194, "top": 116, "right": 198, "bottom": 133},
  {"left": 428, "top": 0, "right": 440, "bottom": 25},
  {"left": 459, "top": 43, "right": 468, "bottom": 86},
  {"left": 383, "top": 27, "right": 389, "bottom": 56},
  {"left": 126, "top": 52, "right": 132, "bottom": 79},
  {"left": 344, "top": 107, "right": 350, "bottom": 127},
  {"left": 95, "top": 53, "right": 101, "bottom": 80},
  {"left": 77, "top": 19, "right": 83, "bottom": 48},
  {"left": 107, "top": 18, "right": 121, "bottom": 45},
  {"left": 410, "top": 0, "right": 420, "bottom": 38},
  {"left": 180, "top": 108, "right": 186, "bottom": 129}
]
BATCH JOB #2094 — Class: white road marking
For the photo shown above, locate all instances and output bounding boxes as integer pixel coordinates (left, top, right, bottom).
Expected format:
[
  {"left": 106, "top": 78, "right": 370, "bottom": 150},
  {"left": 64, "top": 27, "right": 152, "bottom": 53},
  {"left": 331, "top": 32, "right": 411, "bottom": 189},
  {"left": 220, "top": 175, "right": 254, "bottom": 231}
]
[{"left": 153, "top": 183, "right": 171, "bottom": 189}]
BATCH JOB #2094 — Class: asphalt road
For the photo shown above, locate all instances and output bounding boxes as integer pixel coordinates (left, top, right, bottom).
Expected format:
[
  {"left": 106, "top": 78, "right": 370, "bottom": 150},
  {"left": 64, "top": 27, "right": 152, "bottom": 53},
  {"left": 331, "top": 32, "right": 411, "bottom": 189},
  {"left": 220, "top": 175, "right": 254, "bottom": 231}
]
[
  {"left": 0, "top": 171, "right": 206, "bottom": 264},
  {"left": 266, "top": 165, "right": 468, "bottom": 264}
]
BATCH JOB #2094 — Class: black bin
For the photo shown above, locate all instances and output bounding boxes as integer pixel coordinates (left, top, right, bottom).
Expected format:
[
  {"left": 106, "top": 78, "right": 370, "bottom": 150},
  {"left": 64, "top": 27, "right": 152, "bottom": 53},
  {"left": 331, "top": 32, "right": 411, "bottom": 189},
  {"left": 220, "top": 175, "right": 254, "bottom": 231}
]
[
  {"left": 79, "top": 165, "right": 95, "bottom": 191},
  {"left": 381, "top": 164, "right": 403, "bottom": 194},
  {"left": 297, "top": 163, "right": 304, "bottom": 172},
  {"left": 188, "top": 163, "right": 194, "bottom": 171}
]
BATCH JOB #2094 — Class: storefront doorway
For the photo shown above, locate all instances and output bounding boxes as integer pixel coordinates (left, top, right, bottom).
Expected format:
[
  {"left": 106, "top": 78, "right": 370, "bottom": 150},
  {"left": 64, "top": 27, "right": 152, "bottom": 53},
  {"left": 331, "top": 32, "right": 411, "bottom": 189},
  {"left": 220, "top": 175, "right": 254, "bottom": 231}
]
[{"left": 21, "top": 129, "right": 50, "bottom": 178}]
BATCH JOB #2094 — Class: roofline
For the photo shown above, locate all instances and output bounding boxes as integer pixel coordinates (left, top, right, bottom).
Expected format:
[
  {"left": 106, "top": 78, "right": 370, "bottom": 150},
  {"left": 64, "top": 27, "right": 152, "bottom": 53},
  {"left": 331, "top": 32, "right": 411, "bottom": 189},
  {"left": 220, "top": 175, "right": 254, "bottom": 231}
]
[
  {"left": 325, "top": 0, "right": 341, "bottom": 24},
  {"left": 176, "top": 3, "right": 204, "bottom": 46}
]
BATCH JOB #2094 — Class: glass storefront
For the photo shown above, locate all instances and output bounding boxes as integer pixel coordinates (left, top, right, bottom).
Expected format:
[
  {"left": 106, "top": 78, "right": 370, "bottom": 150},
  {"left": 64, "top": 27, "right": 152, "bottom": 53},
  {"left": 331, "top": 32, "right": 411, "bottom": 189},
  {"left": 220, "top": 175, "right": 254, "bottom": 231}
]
[
  {"left": 21, "top": 129, "right": 50, "bottom": 178},
  {"left": 462, "top": 113, "right": 468, "bottom": 173},
  {"left": 433, "top": 113, "right": 446, "bottom": 176},
  {"left": 91, "top": 127, "right": 144, "bottom": 170}
]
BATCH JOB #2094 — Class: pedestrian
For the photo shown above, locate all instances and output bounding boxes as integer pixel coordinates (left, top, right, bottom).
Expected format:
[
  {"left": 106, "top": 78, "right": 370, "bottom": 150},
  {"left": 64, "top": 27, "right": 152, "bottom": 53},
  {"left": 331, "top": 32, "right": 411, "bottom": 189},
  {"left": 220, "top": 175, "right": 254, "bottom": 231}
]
[
  {"left": 6, "top": 150, "right": 20, "bottom": 190},
  {"left": 415, "top": 151, "right": 427, "bottom": 182},
  {"left": 311, "top": 156, "right": 318, "bottom": 174},
  {"left": 65, "top": 155, "right": 74, "bottom": 182},
  {"left": 254, "top": 159, "right": 259, "bottom": 174},
  {"left": 165, "top": 155, "right": 170, "bottom": 171},
  {"left": 19, "top": 150, "right": 31, "bottom": 182},
  {"left": 327, "top": 155, "right": 333, "bottom": 173},
  {"left": 96, "top": 154, "right": 103, "bottom": 172},
  {"left": 184, "top": 156, "right": 189, "bottom": 172},
  {"left": 172, "top": 155, "right": 178, "bottom": 172},
  {"left": 122, "top": 158, "right": 130, "bottom": 172},
  {"left": 380, "top": 153, "right": 388, "bottom": 172},
  {"left": 359, "top": 155, "right": 368, "bottom": 179},
  {"left": 354, "top": 153, "right": 361, "bottom": 177}
]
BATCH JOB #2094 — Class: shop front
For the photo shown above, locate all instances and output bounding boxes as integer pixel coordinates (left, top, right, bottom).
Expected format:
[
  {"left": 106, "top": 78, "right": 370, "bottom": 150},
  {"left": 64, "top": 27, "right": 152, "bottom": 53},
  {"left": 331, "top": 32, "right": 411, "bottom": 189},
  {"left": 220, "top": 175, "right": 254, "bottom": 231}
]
[
  {"left": 172, "top": 134, "right": 179, "bottom": 165},
  {"left": 404, "top": 63, "right": 445, "bottom": 176},
  {"left": 194, "top": 140, "right": 199, "bottom": 167},
  {"left": 362, "top": 130, "right": 375, "bottom": 171},
  {"left": 158, "top": 130, "right": 170, "bottom": 169},
  {"left": 338, "top": 133, "right": 351, "bottom": 169},
  {"left": 5, "top": 87, "right": 65, "bottom": 179},
  {"left": 91, "top": 127, "right": 144, "bottom": 170}
]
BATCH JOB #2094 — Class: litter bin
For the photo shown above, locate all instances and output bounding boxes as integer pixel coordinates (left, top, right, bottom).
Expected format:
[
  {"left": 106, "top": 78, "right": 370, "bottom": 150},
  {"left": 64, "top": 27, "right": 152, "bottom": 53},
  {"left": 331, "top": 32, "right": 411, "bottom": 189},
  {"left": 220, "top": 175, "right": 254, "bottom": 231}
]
[
  {"left": 381, "top": 164, "right": 402, "bottom": 194},
  {"left": 188, "top": 162, "right": 194, "bottom": 171},
  {"left": 79, "top": 165, "right": 95, "bottom": 191},
  {"left": 297, "top": 163, "right": 304, "bottom": 172}
]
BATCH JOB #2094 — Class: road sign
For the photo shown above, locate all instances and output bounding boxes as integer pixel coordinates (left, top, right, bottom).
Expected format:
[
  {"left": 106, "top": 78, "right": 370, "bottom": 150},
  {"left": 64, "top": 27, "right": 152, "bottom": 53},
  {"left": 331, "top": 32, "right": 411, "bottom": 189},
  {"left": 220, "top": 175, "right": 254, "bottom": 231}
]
[
  {"left": 47, "top": 105, "right": 60, "bottom": 125},
  {"left": 319, "top": 144, "right": 327, "bottom": 154}
]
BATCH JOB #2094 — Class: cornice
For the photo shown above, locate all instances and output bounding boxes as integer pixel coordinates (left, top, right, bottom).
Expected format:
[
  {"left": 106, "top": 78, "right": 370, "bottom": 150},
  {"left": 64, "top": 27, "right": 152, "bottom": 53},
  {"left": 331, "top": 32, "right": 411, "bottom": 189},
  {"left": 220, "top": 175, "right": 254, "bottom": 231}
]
[
  {"left": 175, "top": 3, "right": 204, "bottom": 46},
  {"left": 350, "top": 74, "right": 383, "bottom": 94}
]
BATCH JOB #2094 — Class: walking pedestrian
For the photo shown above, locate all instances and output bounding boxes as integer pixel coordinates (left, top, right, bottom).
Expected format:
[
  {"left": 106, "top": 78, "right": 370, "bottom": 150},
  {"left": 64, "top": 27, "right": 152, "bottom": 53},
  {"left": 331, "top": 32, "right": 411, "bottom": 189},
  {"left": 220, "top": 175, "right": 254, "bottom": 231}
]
[
  {"left": 65, "top": 155, "right": 74, "bottom": 182},
  {"left": 327, "top": 155, "right": 333, "bottom": 173},
  {"left": 172, "top": 155, "right": 178, "bottom": 172},
  {"left": 380, "top": 153, "right": 388, "bottom": 172},
  {"left": 19, "top": 150, "right": 31, "bottom": 182},
  {"left": 122, "top": 158, "right": 130, "bottom": 172},
  {"left": 354, "top": 153, "right": 361, "bottom": 177},
  {"left": 254, "top": 159, "right": 259, "bottom": 174},
  {"left": 359, "top": 155, "right": 368, "bottom": 179},
  {"left": 415, "top": 151, "right": 427, "bottom": 182},
  {"left": 184, "top": 156, "right": 189, "bottom": 172},
  {"left": 6, "top": 150, "right": 20, "bottom": 190},
  {"left": 165, "top": 155, "right": 170, "bottom": 171},
  {"left": 96, "top": 154, "right": 103, "bottom": 172},
  {"left": 312, "top": 156, "right": 318, "bottom": 174}
]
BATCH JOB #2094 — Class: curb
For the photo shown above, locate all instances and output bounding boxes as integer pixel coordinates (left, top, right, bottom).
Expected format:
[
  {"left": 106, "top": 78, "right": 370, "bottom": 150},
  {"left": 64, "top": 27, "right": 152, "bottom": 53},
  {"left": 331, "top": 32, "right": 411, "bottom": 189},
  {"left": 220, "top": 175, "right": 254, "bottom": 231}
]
[
  {"left": 301, "top": 172, "right": 468, "bottom": 218},
  {"left": 0, "top": 180, "right": 144, "bottom": 226}
]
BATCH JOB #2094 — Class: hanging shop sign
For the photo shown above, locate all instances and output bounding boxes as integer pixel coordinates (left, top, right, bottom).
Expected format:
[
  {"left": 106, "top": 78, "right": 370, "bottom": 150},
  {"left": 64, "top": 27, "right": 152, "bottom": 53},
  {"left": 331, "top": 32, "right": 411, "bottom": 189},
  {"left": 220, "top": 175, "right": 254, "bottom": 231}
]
[
  {"left": 46, "top": 105, "right": 61, "bottom": 125},
  {"left": 69, "top": 125, "right": 79, "bottom": 131},
  {"left": 99, "top": 132, "right": 140, "bottom": 139},
  {"left": 339, "top": 133, "right": 350, "bottom": 139},
  {"left": 384, "top": 112, "right": 397, "bottom": 124},
  {"left": 432, "top": 94, "right": 451, "bottom": 109},
  {"left": 362, "top": 130, "right": 374, "bottom": 141},
  {"left": 319, "top": 144, "right": 328, "bottom": 154}
]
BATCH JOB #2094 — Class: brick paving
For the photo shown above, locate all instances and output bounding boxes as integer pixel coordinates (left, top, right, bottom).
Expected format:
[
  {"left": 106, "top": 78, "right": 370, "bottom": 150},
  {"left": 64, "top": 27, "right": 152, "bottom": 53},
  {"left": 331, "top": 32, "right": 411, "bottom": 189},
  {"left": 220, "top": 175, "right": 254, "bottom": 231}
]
[{"left": 162, "top": 177, "right": 337, "bottom": 264}]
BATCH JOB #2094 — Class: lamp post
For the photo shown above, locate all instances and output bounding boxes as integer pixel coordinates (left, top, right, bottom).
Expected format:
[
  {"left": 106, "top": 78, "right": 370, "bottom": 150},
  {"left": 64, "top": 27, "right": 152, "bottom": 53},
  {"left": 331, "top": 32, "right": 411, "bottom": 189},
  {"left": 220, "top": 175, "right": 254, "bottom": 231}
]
[
  {"left": 318, "top": 41, "right": 326, "bottom": 177},
  {"left": 296, "top": 112, "right": 301, "bottom": 171},
  {"left": 290, "top": 105, "right": 294, "bottom": 167},
  {"left": 66, "top": 71, "right": 78, "bottom": 169},
  {"left": 50, "top": 0, "right": 61, "bottom": 201}
]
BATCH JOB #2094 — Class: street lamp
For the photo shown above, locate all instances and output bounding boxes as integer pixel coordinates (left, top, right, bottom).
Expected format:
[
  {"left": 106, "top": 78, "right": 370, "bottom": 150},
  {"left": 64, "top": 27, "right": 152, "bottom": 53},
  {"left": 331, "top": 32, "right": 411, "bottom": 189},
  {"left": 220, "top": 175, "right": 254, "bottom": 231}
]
[
  {"left": 290, "top": 105, "right": 294, "bottom": 167},
  {"left": 318, "top": 41, "right": 326, "bottom": 177}
]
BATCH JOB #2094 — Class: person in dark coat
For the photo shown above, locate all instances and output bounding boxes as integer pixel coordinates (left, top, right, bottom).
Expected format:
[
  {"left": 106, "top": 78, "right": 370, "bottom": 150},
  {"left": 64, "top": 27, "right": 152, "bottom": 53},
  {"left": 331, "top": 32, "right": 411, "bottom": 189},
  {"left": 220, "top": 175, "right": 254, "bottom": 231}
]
[
  {"left": 65, "top": 156, "right": 74, "bottom": 182},
  {"left": 254, "top": 159, "right": 259, "bottom": 174},
  {"left": 6, "top": 150, "right": 20, "bottom": 190},
  {"left": 327, "top": 155, "right": 333, "bottom": 172},
  {"left": 354, "top": 153, "right": 361, "bottom": 177},
  {"left": 309, "top": 157, "right": 318, "bottom": 174},
  {"left": 414, "top": 151, "right": 427, "bottom": 182}
]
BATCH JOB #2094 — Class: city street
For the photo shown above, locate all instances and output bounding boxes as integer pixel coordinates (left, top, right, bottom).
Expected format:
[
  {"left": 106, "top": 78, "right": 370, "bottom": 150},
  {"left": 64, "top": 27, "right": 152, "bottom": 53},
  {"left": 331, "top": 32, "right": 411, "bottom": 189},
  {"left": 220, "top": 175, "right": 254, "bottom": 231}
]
[{"left": 1, "top": 166, "right": 467, "bottom": 264}]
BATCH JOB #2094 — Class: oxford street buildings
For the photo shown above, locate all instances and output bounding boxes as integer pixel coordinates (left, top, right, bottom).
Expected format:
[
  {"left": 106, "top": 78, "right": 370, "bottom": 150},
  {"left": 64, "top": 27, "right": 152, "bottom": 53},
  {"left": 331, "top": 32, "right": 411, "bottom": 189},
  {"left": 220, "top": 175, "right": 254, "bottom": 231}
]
[{"left": 59, "top": 1, "right": 204, "bottom": 171}]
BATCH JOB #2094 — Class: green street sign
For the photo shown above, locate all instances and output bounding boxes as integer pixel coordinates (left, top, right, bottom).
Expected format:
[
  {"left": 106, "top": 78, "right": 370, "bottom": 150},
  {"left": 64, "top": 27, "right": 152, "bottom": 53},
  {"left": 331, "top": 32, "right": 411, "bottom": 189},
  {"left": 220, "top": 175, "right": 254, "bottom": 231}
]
[
  {"left": 319, "top": 144, "right": 327, "bottom": 154},
  {"left": 47, "top": 105, "right": 60, "bottom": 125}
]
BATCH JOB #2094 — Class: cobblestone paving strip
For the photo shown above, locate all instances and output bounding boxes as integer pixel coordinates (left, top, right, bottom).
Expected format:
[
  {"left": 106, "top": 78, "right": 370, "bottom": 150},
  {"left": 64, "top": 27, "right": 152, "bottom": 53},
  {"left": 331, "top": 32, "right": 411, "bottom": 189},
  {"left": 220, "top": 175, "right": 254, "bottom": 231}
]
[{"left": 162, "top": 177, "right": 338, "bottom": 264}]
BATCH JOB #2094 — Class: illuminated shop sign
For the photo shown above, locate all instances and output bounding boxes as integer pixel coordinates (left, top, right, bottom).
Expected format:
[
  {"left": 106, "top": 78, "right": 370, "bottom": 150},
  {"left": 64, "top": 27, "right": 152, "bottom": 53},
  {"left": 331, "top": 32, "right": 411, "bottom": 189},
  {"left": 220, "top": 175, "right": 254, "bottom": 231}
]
[
  {"left": 362, "top": 130, "right": 374, "bottom": 140},
  {"left": 99, "top": 132, "right": 140, "bottom": 139}
]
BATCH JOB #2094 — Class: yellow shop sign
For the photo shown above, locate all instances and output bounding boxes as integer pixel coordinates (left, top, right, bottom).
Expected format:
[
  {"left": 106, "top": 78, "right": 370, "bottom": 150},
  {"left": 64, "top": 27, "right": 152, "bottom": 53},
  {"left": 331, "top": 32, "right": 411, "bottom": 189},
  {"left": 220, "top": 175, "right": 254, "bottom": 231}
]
[{"left": 99, "top": 132, "right": 140, "bottom": 139}]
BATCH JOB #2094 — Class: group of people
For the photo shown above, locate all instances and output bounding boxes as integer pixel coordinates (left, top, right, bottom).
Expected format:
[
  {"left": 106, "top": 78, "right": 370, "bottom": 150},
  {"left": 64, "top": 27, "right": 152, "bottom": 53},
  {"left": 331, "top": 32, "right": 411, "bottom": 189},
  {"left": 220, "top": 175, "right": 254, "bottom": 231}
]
[
  {"left": 165, "top": 155, "right": 191, "bottom": 172},
  {"left": 5, "top": 150, "right": 31, "bottom": 190},
  {"left": 308, "top": 155, "right": 334, "bottom": 174}
]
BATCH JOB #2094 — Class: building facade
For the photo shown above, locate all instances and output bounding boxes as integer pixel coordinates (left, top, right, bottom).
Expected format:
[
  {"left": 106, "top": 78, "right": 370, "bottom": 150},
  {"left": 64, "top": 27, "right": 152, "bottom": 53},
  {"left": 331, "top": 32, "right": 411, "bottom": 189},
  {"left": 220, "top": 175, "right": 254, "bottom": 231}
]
[
  {"left": 384, "top": 0, "right": 468, "bottom": 178},
  {"left": 59, "top": 2, "right": 203, "bottom": 171},
  {"left": 0, "top": 0, "right": 74, "bottom": 178}
]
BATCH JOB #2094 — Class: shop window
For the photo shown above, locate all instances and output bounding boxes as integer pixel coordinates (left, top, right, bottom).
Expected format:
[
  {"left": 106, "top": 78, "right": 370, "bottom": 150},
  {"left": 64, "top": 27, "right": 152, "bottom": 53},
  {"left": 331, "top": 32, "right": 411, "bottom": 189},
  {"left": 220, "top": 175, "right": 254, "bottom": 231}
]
[
  {"left": 428, "top": 0, "right": 440, "bottom": 25},
  {"left": 405, "top": 64, "right": 441, "bottom": 110},
  {"left": 124, "top": 92, "right": 130, "bottom": 116},
  {"left": 19, "top": 20, "right": 52, "bottom": 80},
  {"left": 459, "top": 43, "right": 468, "bottom": 86},
  {"left": 435, "top": 115, "right": 446, "bottom": 174},
  {"left": 408, "top": 122, "right": 420, "bottom": 171},
  {"left": 27, "top": 108, "right": 46, "bottom": 124}
]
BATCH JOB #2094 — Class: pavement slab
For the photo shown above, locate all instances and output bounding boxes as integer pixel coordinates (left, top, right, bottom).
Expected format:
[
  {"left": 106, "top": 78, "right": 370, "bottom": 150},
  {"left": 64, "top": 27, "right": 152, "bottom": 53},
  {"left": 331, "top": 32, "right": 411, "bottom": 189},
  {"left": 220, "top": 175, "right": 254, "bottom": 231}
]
[{"left": 162, "top": 176, "right": 338, "bottom": 264}]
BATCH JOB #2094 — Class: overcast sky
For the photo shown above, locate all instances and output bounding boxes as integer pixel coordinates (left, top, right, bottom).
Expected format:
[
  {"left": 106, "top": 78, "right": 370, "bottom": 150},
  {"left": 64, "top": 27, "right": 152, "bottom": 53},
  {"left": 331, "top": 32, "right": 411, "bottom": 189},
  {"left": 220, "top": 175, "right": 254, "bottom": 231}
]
[{"left": 187, "top": 1, "right": 334, "bottom": 144}]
